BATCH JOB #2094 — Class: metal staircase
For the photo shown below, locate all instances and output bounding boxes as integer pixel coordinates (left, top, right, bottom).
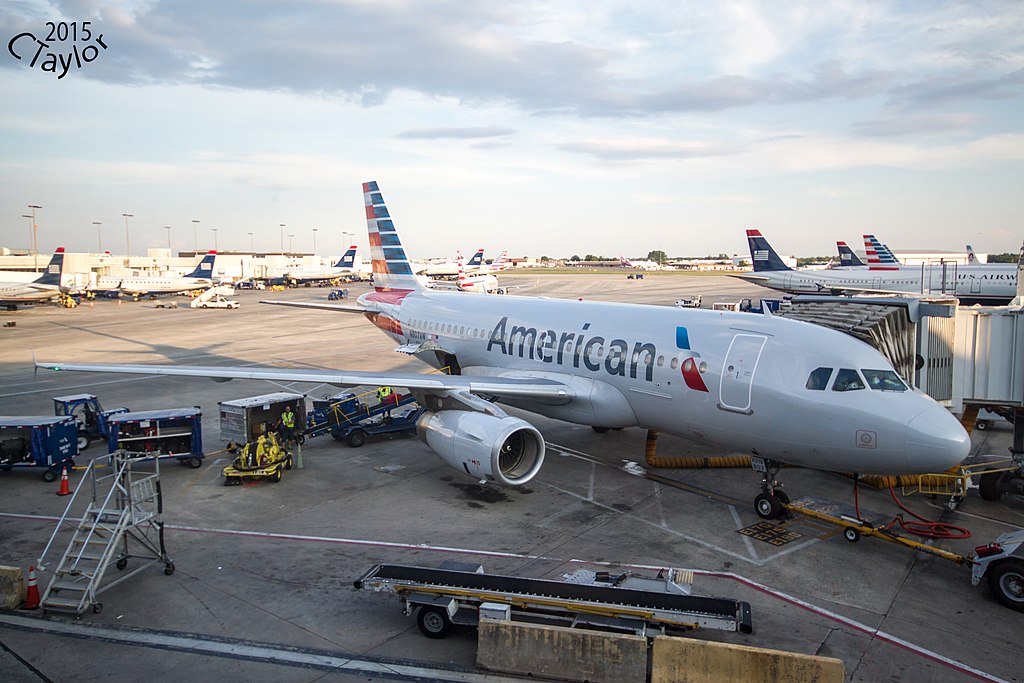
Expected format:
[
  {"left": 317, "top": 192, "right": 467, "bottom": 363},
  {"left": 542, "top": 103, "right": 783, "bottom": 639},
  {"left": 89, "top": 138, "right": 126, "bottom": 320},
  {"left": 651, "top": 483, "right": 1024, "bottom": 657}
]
[{"left": 38, "top": 452, "right": 174, "bottom": 616}]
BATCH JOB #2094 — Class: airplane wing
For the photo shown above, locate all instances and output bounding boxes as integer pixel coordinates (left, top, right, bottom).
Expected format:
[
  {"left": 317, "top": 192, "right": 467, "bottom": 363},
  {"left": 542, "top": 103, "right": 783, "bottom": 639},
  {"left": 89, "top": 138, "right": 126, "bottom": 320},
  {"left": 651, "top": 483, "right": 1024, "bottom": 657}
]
[
  {"left": 259, "top": 300, "right": 371, "bottom": 314},
  {"left": 34, "top": 361, "right": 574, "bottom": 404}
]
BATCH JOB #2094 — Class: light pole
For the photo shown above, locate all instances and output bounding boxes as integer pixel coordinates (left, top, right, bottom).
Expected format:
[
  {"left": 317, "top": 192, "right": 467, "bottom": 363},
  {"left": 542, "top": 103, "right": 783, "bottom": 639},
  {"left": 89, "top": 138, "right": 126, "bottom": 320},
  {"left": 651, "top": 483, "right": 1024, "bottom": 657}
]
[
  {"left": 279, "top": 224, "right": 286, "bottom": 253},
  {"left": 247, "top": 231, "right": 254, "bottom": 252},
  {"left": 212, "top": 228, "right": 218, "bottom": 251},
  {"left": 92, "top": 222, "right": 102, "bottom": 252},
  {"left": 191, "top": 219, "right": 200, "bottom": 252},
  {"left": 164, "top": 226, "right": 171, "bottom": 251},
  {"left": 312, "top": 228, "right": 318, "bottom": 253},
  {"left": 122, "top": 213, "right": 133, "bottom": 257},
  {"left": 288, "top": 234, "right": 294, "bottom": 252},
  {"left": 27, "top": 204, "right": 41, "bottom": 255}
]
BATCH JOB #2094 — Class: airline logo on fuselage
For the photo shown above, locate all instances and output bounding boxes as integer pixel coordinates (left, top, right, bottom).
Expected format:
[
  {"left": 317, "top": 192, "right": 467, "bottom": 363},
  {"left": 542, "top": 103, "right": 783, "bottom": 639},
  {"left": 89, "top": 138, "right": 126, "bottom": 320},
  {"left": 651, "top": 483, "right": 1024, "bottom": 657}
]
[{"left": 485, "top": 316, "right": 709, "bottom": 392}]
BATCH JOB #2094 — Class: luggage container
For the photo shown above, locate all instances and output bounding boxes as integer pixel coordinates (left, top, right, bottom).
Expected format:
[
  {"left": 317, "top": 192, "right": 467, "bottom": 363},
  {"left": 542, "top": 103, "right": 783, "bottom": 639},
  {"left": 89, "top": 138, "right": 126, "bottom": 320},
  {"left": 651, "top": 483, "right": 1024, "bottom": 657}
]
[
  {"left": 218, "top": 393, "right": 306, "bottom": 450},
  {"left": 105, "top": 408, "right": 204, "bottom": 468},
  {"left": 0, "top": 415, "right": 79, "bottom": 481}
]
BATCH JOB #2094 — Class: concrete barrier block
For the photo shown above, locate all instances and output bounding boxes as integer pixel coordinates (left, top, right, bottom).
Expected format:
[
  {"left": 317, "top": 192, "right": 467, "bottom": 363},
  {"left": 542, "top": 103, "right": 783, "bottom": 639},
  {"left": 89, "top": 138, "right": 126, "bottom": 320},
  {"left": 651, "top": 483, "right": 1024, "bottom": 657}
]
[
  {"left": 478, "top": 621, "right": 647, "bottom": 683},
  {"left": 651, "top": 636, "right": 844, "bottom": 683},
  {"left": 0, "top": 566, "right": 26, "bottom": 610}
]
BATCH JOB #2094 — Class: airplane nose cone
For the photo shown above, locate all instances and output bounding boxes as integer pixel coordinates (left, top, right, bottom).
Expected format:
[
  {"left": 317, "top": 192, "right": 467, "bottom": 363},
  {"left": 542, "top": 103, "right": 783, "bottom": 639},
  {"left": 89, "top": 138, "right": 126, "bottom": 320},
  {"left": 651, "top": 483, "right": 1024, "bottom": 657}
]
[{"left": 904, "top": 406, "right": 970, "bottom": 473}]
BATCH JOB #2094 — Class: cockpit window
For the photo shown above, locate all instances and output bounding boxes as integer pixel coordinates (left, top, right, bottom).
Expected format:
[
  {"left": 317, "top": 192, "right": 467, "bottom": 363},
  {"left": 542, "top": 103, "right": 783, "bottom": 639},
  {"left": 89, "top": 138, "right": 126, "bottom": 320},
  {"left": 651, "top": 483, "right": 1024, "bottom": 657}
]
[
  {"left": 832, "top": 368, "right": 865, "bottom": 392},
  {"left": 805, "top": 367, "right": 833, "bottom": 390},
  {"left": 862, "top": 369, "right": 908, "bottom": 392}
]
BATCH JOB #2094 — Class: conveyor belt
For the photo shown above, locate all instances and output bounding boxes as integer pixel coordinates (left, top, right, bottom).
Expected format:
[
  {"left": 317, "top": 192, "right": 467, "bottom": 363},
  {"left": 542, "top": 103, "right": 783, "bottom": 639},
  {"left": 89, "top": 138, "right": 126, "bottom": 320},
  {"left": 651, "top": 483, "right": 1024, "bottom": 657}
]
[{"left": 355, "top": 564, "right": 752, "bottom": 633}]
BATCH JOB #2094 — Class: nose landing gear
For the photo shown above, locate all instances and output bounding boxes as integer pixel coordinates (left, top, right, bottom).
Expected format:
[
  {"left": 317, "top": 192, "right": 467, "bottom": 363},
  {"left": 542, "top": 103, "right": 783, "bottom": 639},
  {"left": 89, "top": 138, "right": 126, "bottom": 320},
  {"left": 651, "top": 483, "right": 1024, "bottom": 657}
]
[{"left": 752, "top": 457, "right": 789, "bottom": 519}]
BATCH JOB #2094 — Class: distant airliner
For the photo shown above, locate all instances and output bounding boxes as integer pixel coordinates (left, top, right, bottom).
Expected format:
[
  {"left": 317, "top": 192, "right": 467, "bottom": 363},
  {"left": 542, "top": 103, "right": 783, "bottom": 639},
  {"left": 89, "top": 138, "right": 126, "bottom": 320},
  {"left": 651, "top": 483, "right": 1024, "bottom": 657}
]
[
  {"left": 737, "top": 230, "right": 1018, "bottom": 306},
  {"left": 273, "top": 245, "right": 361, "bottom": 284},
  {"left": 37, "top": 185, "right": 971, "bottom": 519},
  {"left": 92, "top": 251, "right": 217, "bottom": 300},
  {"left": 0, "top": 248, "right": 65, "bottom": 309}
]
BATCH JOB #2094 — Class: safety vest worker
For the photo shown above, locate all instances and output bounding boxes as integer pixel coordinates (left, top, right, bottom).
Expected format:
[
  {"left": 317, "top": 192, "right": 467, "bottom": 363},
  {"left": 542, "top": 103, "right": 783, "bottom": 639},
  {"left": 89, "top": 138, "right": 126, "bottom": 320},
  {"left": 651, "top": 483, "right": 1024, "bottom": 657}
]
[
  {"left": 282, "top": 407, "right": 295, "bottom": 429},
  {"left": 377, "top": 386, "right": 392, "bottom": 402}
]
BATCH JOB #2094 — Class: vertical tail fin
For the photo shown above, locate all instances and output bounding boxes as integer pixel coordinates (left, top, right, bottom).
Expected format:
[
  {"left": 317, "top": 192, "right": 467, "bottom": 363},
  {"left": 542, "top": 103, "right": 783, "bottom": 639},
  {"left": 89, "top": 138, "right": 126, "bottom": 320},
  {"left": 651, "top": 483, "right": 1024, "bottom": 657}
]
[
  {"left": 836, "top": 241, "right": 865, "bottom": 267},
  {"left": 32, "top": 248, "right": 65, "bottom": 287},
  {"left": 363, "top": 181, "right": 425, "bottom": 292},
  {"left": 863, "top": 235, "right": 900, "bottom": 270},
  {"left": 335, "top": 245, "right": 357, "bottom": 269},
  {"left": 966, "top": 244, "right": 978, "bottom": 264},
  {"left": 745, "top": 230, "right": 791, "bottom": 272},
  {"left": 466, "top": 249, "right": 484, "bottom": 268},
  {"left": 186, "top": 251, "right": 217, "bottom": 279}
]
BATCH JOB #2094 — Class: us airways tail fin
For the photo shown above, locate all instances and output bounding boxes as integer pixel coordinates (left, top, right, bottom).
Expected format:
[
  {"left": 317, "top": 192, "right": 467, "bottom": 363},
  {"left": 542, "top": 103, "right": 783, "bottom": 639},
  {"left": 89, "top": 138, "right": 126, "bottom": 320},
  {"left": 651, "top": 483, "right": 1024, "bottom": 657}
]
[
  {"left": 466, "top": 249, "right": 484, "bottom": 268},
  {"left": 363, "top": 181, "right": 425, "bottom": 292},
  {"left": 31, "top": 248, "right": 66, "bottom": 288},
  {"left": 746, "top": 230, "right": 791, "bottom": 272},
  {"left": 185, "top": 251, "right": 217, "bottom": 279},
  {"left": 966, "top": 244, "right": 979, "bottom": 264},
  {"left": 836, "top": 241, "right": 865, "bottom": 267},
  {"left": 863, "top": 235, "right": 900, "bottom": 270},
  {"left": 335, "top": 245, "right": 357, "bottom": 269}
]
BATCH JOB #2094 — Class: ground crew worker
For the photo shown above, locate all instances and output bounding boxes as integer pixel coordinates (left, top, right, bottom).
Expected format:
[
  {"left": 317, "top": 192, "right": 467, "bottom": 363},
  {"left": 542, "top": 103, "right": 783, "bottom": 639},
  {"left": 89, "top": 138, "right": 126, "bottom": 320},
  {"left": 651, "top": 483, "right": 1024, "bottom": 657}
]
[
  {"left": 280, "top": 405, "right": 296, "bottom": 445},
  {"left": 377, "top": 386, "right": 394, "bottom": 417}
]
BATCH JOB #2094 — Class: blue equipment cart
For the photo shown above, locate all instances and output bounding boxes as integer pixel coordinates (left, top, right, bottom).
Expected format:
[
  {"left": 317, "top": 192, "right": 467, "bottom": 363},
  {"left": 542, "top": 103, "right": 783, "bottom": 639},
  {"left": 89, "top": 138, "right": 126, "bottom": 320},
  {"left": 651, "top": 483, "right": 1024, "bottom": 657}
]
[
  {"left": 106, "top": 408, "right": 204, "bottom": 468},
  {"left": 0, "top": 415, "right": 79, "bottom": 481},
  {"left": 52, "top": 394, "right": 130, "bottom": 452},
  {"left": 306, "top": 390, "right": 422, "bottom": 448}
]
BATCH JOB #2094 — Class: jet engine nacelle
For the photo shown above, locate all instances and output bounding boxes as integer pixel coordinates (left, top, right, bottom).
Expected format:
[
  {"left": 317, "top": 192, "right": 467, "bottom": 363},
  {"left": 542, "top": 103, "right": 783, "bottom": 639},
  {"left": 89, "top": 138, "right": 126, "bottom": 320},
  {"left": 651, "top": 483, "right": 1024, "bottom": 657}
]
[{"left": 416, "top": 410, "right": 545, "bottom": 486}]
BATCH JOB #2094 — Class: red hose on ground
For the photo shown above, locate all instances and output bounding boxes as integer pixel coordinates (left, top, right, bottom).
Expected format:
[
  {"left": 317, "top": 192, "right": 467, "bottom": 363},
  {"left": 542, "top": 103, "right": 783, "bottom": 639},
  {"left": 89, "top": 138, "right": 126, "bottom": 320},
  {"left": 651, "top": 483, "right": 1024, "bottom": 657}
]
[{"left": 882, "top": 484, "right": 971, "bottom": 540}]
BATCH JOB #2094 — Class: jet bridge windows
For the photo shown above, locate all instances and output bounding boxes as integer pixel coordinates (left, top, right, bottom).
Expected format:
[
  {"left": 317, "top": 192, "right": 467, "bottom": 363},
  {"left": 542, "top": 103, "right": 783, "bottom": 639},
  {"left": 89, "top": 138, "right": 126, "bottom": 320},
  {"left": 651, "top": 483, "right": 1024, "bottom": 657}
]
[{"left": 832, "top": 368, "right": 865, "bottom": 392}]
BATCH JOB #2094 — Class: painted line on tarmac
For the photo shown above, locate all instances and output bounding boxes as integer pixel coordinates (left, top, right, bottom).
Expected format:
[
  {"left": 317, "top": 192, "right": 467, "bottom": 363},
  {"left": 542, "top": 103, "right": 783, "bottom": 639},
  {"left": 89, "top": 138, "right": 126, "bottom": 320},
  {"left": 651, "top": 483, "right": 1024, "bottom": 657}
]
[
  {"left": 0, "top": 613, "right": 522, "bottom": 683},
  {"left": 0, "top": 511, "right": 1007, "bottom": 683}
]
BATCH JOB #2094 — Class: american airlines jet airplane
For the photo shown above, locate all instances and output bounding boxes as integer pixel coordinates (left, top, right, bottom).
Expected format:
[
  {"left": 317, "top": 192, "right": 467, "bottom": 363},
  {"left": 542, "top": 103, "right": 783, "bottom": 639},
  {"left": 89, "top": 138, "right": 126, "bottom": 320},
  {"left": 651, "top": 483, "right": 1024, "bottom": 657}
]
[
  {"left": 736, "top": 230, "right": 1019, "bottom": 305},
  {"left": 37, "top": 184, "right": 971, "bottom": 519}
]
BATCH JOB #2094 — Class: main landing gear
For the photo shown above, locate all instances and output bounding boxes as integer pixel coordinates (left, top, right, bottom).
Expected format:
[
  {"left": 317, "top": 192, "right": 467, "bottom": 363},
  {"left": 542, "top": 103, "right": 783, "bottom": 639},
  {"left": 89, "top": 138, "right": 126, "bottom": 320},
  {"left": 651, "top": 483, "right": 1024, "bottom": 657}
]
[{"left": 751, "top": 457, "right": 789, "bottom": 520}]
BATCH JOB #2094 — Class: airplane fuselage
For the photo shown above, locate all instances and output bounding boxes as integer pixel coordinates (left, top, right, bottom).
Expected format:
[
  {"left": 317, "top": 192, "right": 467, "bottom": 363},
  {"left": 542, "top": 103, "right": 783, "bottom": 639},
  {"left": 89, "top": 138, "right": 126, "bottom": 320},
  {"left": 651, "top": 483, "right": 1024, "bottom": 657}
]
[
  {"left": 359, "top": 288, "right": 968, "bottom": 475},
  {"left": 739, "top": 263, "right": 1017, "bottom": 305}
]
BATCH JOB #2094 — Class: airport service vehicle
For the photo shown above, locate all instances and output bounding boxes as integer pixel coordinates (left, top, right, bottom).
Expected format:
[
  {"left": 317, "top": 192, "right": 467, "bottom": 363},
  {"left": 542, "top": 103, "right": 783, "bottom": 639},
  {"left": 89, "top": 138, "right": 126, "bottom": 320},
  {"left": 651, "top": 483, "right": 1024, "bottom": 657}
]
[
  {"left": 306, "top": 389, "right": 421, "bottom": 447},
  {"left": 105, "top": 409, "right": 204, "bottom": 468},
  {"left": 0, "top": 248, "right": 66, "bottom": 309},
  {"left": 737, "top": 230, "right": 1020, "bottom": 305},
  {"left": 222, "top": 432, "right": 292, "bottom": 484},
  {"left": 218, "top": 393, "right": 306, "bottom": 451},
  {"left": 52, "top": 394, "right": 129, "bottom": 451},
  {"left": 972, "top": 531, "right": 1024, "bottom": 611},
  {"left": 190, "top": 295, "right": 239, "bottom": 309},
  {"left": 0, "top": 415, "right": 78, "bottom": 480},
  {"left": 355, "top": 562, "right": 752, "bottom": 639},
  {"left": 36, "top": 182, "right": 971, "bottom": 518},
  {"left": 327, "top": 289, "right": 350, "bottom": 300},
  {"left": 674, "top": 296, "right": 701, "bottom": 308}
]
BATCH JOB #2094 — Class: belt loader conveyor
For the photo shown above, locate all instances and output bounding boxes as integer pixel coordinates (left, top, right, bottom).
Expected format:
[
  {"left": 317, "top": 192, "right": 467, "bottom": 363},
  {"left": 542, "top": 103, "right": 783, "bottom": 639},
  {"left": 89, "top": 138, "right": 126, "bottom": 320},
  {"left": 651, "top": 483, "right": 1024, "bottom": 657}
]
[{"left": 354, "top": 563, "right": 753, "bottom": 639}]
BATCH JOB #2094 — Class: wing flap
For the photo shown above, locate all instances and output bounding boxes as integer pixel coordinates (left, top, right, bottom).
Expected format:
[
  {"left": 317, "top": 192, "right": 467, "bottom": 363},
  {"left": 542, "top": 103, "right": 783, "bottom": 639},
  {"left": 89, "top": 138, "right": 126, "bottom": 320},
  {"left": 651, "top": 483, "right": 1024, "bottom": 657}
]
[{"left": 35, "top": 361, "right": 573, "bottom": 403}]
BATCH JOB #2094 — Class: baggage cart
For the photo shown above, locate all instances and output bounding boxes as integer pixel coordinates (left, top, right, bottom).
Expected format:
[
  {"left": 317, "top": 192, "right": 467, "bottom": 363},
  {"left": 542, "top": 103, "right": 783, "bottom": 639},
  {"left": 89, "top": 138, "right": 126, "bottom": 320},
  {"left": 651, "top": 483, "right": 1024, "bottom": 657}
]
[
  {"left": 0, "top": 415, "right": 79, "bottom": 481},
  {"left": 106, "top": 408, "right": 204, "bottom": 468}
]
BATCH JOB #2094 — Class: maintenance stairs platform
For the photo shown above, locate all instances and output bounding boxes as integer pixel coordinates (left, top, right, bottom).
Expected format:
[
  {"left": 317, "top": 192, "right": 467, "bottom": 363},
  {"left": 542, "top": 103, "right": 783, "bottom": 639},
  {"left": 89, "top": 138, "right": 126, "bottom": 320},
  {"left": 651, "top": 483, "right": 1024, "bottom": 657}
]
[{"left": 37, "top": 451, "right": 174, "bottom": 616}]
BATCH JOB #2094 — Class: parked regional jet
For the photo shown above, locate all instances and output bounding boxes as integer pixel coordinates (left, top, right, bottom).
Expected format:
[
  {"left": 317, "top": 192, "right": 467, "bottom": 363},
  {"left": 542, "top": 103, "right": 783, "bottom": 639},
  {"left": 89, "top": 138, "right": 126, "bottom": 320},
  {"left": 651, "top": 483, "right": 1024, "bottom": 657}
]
[
  {"left": 38, "top": 183, "right": 971, "bottom": 520},
  {"left": 277, "top": 245, "right": 362, "bottom": 284},
  {"left": 736, "top": 230, "right": 1018, "bottom": 306},
  {"left": 92, "top": 251, "right": 217, "bottom": 300},
  {"left": 422, "top": 249, "right": 485, "bottom": 277},
  {"left": 0, "top": 248, "right": 66, "bottom": 309},
  {"left": 835, "top": 241, "right": 865, "bottom": 267}
]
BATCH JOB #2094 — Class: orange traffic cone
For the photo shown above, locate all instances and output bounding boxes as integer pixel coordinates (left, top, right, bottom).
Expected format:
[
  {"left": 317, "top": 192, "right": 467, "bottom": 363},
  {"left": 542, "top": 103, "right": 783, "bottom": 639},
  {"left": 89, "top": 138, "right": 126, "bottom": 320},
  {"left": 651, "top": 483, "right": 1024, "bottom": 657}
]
[
  {"left": 23, "top": 566, "right": 40, "bottom": 610},
  {"left": 56, "top": 468, "right": 72, "bottom": 496}
]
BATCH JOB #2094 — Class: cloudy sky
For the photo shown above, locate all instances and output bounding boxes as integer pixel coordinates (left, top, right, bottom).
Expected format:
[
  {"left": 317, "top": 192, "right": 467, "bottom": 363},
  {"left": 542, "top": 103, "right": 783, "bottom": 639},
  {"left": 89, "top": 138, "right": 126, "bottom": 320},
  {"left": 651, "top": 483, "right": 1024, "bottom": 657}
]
[{"left": 1, "top": 1, "right": 1022, "bottom": 260}]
